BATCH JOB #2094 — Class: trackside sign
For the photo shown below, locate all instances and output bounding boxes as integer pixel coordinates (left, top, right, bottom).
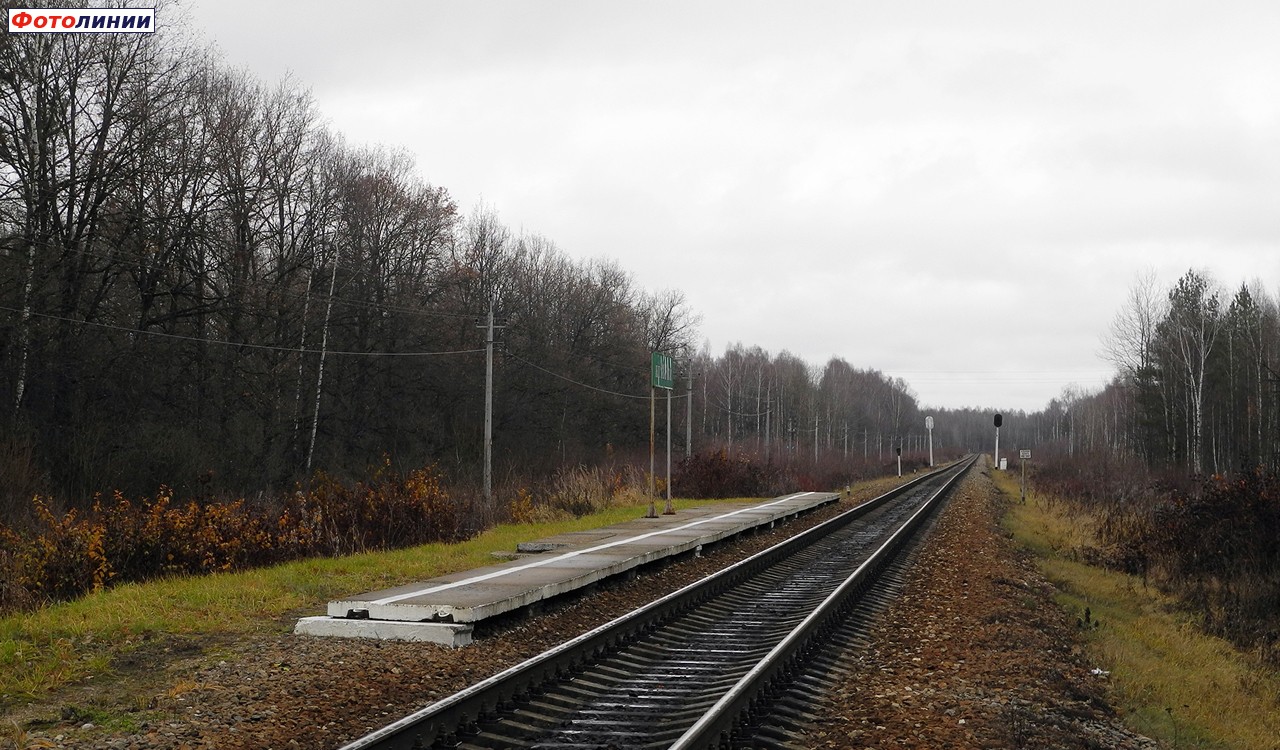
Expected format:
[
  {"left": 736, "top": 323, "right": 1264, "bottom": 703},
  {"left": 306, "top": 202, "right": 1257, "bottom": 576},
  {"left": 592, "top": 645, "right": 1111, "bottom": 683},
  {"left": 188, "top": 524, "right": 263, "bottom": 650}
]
[
  {"left": 8, "top": 8, "right": 155, "bottom": 33},
  {"left": 651, "top": 352, "right": 674, "bottom": 390}
]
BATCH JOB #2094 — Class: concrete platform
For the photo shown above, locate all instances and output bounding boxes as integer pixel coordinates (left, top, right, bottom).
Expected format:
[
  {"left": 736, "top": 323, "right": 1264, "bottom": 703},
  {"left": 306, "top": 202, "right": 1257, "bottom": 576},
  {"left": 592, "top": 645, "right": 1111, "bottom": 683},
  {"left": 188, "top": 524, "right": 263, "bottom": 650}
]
[{"left": 295, "top": 490, "right": 838, "bottom": 644}]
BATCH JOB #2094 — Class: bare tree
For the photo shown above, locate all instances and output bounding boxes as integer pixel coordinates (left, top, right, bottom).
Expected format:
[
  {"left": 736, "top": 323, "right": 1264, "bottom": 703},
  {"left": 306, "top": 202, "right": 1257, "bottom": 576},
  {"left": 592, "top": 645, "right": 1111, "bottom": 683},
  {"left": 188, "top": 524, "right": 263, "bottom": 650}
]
[
  {"left": 639, "top": 288, "right": 700, "bottom": 356},
  {"left": 1102, "top": 269, "right": 1166, "bottom": 380}
]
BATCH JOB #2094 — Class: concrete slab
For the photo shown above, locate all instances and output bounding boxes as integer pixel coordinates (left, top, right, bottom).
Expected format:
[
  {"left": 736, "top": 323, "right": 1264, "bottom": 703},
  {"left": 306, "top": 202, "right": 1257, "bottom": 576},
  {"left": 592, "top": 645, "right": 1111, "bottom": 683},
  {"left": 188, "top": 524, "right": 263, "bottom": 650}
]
[
  {"left": 294, "top": 616, "right": 473, "bottom": 646},
  {"left": 300, "top": 490, "right": 839, "bottom": 642},
  {"left": 516, "top": 528, "right": 622, "bottom": 552}
]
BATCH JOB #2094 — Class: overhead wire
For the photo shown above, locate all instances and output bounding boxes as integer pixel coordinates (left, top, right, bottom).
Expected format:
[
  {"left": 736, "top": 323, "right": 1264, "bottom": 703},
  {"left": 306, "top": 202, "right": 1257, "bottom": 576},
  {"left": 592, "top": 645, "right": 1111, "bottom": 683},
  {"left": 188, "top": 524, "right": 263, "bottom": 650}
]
[
  {"left": 0, "top": 301, "right": 697, "bottom": 391},
  {"left": 0, "top": 304, "right": 484, "bottom": 357},
  {"left": 6, "top": 247, "right": 719, "bottom": 403},
  {"left": 504, "top": 352, "right": 689, "bottom": 402},
  {"left": 14, "top": 243, "right": 483, "bottom": 321}
]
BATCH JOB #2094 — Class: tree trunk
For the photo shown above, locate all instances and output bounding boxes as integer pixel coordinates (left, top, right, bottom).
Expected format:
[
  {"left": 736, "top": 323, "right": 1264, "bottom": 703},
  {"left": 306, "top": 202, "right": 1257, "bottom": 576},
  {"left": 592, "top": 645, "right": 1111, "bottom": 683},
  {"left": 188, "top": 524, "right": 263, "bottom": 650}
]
[
  {"left": 12, "top": 236, "right": 36, "bottom": 415},
  {"left": 306, "top": 248, "right": 339, "bottom": 472}
]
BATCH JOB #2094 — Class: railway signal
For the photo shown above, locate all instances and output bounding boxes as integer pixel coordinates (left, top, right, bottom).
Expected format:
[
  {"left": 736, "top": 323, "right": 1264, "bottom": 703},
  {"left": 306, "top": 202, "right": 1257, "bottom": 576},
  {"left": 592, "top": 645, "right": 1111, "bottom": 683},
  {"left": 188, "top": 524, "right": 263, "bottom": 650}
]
[
  {"left": 993, "top": 413, "right": 1002, "bottom": 470},
  {"left": 925, "top": 415, "right": 934, "bottom": 467}
]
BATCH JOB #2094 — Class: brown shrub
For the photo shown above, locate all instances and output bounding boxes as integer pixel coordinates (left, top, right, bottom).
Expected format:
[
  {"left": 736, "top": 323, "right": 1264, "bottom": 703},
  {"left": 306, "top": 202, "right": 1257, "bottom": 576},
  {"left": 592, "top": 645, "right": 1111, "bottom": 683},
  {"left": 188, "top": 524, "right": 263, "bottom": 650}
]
[
  {"left": 0, "top": 460, "right": 466, "bottom": 614},
  {"left": 1037, "top": 456, "right": 1280, "bottom": 663}
]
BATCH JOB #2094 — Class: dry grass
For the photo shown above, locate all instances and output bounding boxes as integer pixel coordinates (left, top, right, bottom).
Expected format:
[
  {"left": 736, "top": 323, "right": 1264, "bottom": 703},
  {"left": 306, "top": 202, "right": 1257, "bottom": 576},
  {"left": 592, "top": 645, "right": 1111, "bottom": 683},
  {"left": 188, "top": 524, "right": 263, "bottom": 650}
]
[
  {"left": 0, "top": 495, "right": 728, "bottom": 707},
  {"left": 997, "top": 470, "right": 1280, "bottom": 750},
  {"left": 1, "top": 719, "right": 57, "bottom": 749}
]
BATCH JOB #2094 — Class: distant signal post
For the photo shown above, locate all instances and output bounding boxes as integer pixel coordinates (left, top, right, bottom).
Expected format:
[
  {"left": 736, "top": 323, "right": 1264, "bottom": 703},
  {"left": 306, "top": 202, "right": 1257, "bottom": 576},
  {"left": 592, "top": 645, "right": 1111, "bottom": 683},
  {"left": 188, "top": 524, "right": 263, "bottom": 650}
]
[{"left": 925, "top": 415, "right": 934, "bottom": 467}]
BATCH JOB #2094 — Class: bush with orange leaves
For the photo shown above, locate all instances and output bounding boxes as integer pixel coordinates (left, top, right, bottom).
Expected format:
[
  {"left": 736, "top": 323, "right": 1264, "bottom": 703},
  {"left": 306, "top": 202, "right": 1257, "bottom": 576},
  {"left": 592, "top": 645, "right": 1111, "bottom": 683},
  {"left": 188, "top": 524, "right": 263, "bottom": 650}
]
[
  {"left": 0, "top": 461, "right": 465, "bottom": 613},
  {"left": 279, "top": 461, "right": 466, "bottom": 557}
]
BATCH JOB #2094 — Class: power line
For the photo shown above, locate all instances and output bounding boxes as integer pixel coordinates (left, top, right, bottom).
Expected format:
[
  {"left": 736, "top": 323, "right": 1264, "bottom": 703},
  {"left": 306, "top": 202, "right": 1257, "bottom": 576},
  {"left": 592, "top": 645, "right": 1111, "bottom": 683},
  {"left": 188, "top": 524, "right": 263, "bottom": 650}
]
[
  {"left": 505, "top": 352, "right": 689, "bottom": 402},
  {"left": 0, "top": 304, "right": 484, "bottom": 358},
  {"left": 712, "top": 400, "right": 771, "bottom": 418},
  {"left": 14, "top": 244, "right": 482, "bottom": 321}
]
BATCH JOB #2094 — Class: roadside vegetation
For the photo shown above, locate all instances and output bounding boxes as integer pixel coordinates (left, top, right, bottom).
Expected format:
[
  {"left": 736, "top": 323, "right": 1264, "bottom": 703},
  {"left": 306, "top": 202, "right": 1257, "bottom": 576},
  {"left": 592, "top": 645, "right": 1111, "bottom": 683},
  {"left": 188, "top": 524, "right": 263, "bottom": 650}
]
[
  {"left": 0, "top": 451, "right": 906, "bottom": 617},
  {"left": 0, "top": 459, "right": 467, "bottom": 615},
  {"left": 983, "top": 267, "right": 1280, "bottom": 747},
  {"left": 997, "top": 468, "right": 1280, "bottom": 750},
  {"left": 0, "top": 489, "right": 729, "bottom": 708},
  {"left": 0, "top": 456, "right": 912, "bottom": 711},
  {"left": 1031, "top": 456, "right": 1280, "bottom": 660}
]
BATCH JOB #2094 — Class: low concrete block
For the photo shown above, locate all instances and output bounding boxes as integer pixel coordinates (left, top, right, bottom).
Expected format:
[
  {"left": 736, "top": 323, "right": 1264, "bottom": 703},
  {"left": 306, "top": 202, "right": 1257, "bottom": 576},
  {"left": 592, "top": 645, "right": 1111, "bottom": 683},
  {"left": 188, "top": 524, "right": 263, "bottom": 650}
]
[{"left": 293, "top": 616, "right": 473, "bottom": 647}]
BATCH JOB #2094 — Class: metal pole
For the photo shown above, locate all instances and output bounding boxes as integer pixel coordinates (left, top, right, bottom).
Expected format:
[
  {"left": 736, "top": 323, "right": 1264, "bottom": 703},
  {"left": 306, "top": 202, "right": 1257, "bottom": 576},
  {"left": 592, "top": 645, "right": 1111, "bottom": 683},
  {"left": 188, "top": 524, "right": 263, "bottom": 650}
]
[
  {"left": 483, "top": 303, "right": 494, "bottom": 503},
  {"left": 928, "top": 427, "right": 934, "bottom": 467},
  {"left": 994, "top": 426, "right": 1000, "bottom": 470},
  {"left": 686, "top": 363, "right": 693, "bottom": 458},
  {"left": 764, "top": 396, "right": 770, "bottom": 460},
  {"left": 665, "top": 389, "right": 674, "bottom": 514},
  {"left": 648, "top": 386, "right": 657, "bottom": 518},
  {"left": 1021, "top": 456, "right": 1027, "bottom": 503}
]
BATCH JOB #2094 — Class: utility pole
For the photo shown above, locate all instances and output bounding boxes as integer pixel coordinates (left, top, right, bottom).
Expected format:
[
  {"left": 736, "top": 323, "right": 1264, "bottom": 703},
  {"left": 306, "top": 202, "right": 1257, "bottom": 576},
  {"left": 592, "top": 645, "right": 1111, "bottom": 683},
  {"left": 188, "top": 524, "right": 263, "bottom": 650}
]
[
  {"left": 478, "top": 303, "right": 505, "bottom": 503},
  {"left": 686, "top": 360, "right": 693, "bottom": 459},
  {"left": 813, "top": 412, "right": 819, "bottom": 464},
  {"left": 764, "top": 385, "right": 771, "bottom": 460}
]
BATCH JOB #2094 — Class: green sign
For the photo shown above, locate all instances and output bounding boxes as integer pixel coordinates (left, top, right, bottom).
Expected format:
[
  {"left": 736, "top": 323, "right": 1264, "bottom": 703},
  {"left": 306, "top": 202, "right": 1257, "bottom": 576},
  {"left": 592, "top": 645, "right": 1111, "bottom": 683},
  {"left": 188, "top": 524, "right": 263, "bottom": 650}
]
[{"left": 651, "top": 352, "right": 674, "bottom": 390}]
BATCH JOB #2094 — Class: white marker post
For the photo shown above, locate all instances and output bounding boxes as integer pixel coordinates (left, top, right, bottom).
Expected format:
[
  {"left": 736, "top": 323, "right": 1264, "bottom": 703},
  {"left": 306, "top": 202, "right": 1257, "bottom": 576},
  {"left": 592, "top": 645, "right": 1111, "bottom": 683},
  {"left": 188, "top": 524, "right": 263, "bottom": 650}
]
[
  {"left": 925, "top": 415, "right": 934, "bottom": 467},
  {"left": 1019, "top": 448, "right": 1031, "bottom": 503}
]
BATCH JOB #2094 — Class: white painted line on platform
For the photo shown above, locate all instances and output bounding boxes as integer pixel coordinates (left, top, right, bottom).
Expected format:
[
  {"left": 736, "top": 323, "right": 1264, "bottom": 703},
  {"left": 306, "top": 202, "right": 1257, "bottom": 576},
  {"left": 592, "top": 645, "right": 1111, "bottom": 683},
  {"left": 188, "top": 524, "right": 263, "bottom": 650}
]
[{"left": 368, "top": 492, "right": 820, "bottom": 606}]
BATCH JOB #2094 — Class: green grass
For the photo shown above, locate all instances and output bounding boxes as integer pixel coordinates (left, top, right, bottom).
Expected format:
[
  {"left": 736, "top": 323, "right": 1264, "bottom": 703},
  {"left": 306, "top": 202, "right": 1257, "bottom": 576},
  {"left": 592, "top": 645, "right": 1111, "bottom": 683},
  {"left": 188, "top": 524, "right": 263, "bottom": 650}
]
[
  {"left": 0, "top": 496, "right": 738, "bottom": 707},
  {"left": 996, "top": 472, "right": 1280, "bottom": 750}
]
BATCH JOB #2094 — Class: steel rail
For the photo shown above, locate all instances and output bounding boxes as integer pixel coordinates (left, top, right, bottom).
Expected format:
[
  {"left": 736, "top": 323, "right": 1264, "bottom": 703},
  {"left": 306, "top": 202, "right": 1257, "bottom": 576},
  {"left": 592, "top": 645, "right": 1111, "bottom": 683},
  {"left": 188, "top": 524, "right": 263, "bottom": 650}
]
[
  {"left": 338, "top": 459, "right": 968, "bottom": 750},
  {"left": 669, "top": 454, "right": 975, "bottom": 749}
]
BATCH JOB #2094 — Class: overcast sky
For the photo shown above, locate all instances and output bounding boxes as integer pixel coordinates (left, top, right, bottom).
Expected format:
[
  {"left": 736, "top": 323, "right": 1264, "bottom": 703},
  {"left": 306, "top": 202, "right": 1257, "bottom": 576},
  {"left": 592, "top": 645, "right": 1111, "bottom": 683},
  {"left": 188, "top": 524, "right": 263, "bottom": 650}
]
[{"left": 182, "top": 0, "right": 1280, "bottom": 412}]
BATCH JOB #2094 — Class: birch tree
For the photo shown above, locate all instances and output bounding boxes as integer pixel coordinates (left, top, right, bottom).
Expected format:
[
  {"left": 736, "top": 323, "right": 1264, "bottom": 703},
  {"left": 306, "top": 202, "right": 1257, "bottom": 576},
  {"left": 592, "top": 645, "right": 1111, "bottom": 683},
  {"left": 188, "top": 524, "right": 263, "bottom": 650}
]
[{"left": 1158, "top": 270, "right": 1224, "bottom": 474}]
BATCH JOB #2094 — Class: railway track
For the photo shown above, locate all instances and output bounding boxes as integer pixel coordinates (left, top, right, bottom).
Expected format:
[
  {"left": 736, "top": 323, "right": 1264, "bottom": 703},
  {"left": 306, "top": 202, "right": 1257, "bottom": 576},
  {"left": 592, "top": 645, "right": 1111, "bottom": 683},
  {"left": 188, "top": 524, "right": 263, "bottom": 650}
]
[{"left": 341, "top": 457, "right": 976, "bottom": 750}]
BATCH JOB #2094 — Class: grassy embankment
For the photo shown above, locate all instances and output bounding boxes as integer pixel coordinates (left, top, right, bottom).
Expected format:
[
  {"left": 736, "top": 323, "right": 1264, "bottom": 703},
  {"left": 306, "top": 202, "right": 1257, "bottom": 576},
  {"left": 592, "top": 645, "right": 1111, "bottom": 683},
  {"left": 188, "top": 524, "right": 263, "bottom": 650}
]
[
  {"left": 995, "top": 471, "right": 1280, "bottom": 750},
  {"left": 0, "top": 496, "right": 745, "bottom": 707}
]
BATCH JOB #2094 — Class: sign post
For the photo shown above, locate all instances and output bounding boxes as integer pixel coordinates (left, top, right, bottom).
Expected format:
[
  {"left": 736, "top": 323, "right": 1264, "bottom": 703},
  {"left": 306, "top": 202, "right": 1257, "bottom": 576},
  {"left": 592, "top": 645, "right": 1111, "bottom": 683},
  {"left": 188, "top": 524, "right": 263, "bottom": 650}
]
[
  {"left": 1019, "top": 448, "right": 1031, "bottom": 503},
  {"left": 925, "top": 415, "right": 934, "bottom": 467},
  {"left": 649, "top": 353, "right": 675, "bottom": 517}
]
